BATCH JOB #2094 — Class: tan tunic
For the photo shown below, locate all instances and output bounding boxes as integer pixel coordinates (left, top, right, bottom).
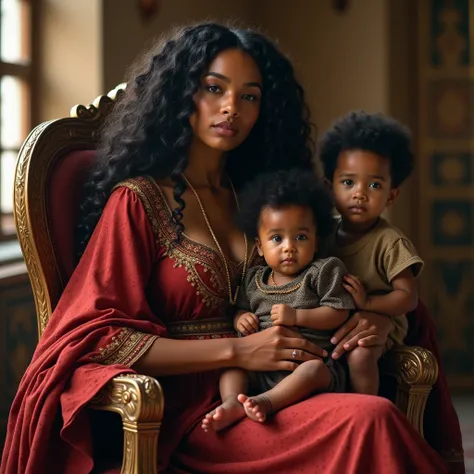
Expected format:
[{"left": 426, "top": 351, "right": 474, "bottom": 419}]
[{"left": 327, "top": 217, "right": 424, "bottom": 346}]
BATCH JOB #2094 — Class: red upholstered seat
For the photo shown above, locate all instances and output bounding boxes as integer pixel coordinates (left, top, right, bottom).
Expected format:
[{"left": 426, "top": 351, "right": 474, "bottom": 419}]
[{"left": 47, "top": 149, "right": 96, "bottom": 282}]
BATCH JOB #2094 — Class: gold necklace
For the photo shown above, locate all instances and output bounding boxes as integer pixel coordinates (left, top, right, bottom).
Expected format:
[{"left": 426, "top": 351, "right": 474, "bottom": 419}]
[
  {"left": 181, "top": 173, "right": 248, "bottom": 305},
  {"left": 270, "top": 271, "right": 277, "bottom": 285},
  {"left": 255, "top": 271, "right": 303, "bottom": 295}
]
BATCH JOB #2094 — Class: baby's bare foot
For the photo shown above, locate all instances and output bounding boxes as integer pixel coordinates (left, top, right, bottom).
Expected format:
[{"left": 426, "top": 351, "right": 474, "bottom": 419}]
[
  {"left": 201, "top": 395, "right": 245, "bottom": 432},
  {"left": 237, "top": 393, "right": 273, "bottom": 423}
]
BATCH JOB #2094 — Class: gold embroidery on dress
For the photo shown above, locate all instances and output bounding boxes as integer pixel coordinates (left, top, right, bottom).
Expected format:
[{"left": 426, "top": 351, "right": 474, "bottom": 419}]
[
  {"left": 167, "top": 317, "right": 235, "bottom": 338},
  {"left": 91, "top": 327, "right": 158, "bottom": 366},
  {"left": 114, "top": 177, "right": 255, "bottom": 309}
]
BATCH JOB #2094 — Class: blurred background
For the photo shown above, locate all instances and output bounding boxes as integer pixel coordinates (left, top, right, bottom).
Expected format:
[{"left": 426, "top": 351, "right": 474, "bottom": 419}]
[{"left": 0, "top": 0, "right": 472, "bottom": 467}]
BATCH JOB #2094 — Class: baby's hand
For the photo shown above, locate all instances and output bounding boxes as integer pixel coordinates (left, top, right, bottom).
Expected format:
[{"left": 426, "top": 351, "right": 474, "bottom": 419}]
[
  {"left": 343, "top": 274, "right": 368, "bottom": 309},
  {"left": 271, "top": 304, "right": 297, "bottom": 327},
  {"left": 235, "top": 312, "right": 259, "bottom": 336}
]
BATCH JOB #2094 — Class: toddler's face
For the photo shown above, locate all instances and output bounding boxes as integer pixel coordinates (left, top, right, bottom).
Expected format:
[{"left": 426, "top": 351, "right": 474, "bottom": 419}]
[
  {"left": 331, "top": 150, "right": 399, "bottom": 227},
  {"left": 255, "top": 205, "right": 317, "bottom": 278}
]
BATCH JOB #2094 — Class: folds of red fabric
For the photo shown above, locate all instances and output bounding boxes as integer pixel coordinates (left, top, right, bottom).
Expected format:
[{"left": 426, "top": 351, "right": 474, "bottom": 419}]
[{"left": 405, "top": 300, "right": 465, "bottom": 474}]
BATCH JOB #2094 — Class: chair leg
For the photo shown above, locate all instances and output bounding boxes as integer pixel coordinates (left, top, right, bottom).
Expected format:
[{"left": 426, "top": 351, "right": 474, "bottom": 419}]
[
  {"left": 395, "top": 384, "right": 433, "bottom": 436},
  {"left": 381, "top": 345, "right": 439, "bottom": 438},
  {"left": 90, "top": 374, "right": 164, "bottom": 473},
  {"left": 122, "top": 423, "right": 160, "bottom": 474}
]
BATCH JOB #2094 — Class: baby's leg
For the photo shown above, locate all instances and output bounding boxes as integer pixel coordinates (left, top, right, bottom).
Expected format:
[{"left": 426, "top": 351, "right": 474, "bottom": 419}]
[
  {"left": 346, "top": 345, "right": 384, "bottom": 395},
  {"left": 201, "top": 368, "right": 247, "bottom": 432},
  {"left": 238, "top": 359, "right": 331, "bottom": 423}
]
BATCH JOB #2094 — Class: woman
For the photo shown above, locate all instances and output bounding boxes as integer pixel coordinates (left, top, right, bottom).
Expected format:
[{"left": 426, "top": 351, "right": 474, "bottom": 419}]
[{"left": 1, "top": 23, "right": 451, "bottom": 473}]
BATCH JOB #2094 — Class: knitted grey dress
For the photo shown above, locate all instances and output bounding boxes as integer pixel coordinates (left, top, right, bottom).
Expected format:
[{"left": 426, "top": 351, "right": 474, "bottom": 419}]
[{"left": 237, "top": 257, "right": 354, "bottom": 393}]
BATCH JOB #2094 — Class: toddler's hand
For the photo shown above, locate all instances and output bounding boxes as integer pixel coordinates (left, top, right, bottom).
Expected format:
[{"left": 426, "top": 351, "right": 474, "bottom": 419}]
[
  {"left": 271, "top": 304, "right": 297, "bottom": 326},
  {"left": 235, "top": 312, "right": 259, "bottom": 336},
  {"left": 343, "top": 274, "right": 368, "bottom": 309}
]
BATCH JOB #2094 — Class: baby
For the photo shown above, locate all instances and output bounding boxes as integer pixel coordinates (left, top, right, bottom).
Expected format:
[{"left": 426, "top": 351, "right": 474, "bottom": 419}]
[
  {"left": 320, "top": 110, "right": 424, "bottom": 395},
  {"left": 202, "top": 169, "right": 354, "bottom": 432}
]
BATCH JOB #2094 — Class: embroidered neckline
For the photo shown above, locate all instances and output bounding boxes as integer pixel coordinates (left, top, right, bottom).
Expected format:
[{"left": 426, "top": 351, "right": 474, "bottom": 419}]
[
  {"left": 153, "top": 179, "right": 254, "bottom": 268},
  {"left": 114, "top": 177, "right": 257, "bottom": 309}
]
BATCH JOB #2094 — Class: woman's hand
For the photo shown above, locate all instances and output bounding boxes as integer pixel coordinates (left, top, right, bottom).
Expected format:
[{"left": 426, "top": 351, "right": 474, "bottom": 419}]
[
  {"left": 330, "top": 310, "right": 394, "bottom": 360},
  {"left": 234, "top": 325, "right": 327, "bottom": 372}
]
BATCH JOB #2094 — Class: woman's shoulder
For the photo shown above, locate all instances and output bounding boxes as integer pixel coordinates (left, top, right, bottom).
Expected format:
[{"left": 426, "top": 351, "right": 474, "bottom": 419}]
[
  {"left": 111, "top": 176, "right": 174, "bottom": 242},
  {"left": 112, "top": 176, "right": 169, "bottom": 212}
]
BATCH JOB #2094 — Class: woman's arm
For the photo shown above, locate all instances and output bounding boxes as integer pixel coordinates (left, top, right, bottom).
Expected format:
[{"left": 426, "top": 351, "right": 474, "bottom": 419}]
[{"left": 132, "top": 325, "right": 327, "bottom": 376}]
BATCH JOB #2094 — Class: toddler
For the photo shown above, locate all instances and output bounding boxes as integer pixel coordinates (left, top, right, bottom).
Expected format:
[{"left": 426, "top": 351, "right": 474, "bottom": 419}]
[{"left": 320, "top": 110, "right": 424, "bottom": 395}]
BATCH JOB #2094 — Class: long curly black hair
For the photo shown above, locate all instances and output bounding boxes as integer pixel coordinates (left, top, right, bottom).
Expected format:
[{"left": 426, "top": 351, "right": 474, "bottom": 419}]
[{"left": 77, "top": 22, "right": 315, "bottom": 256}]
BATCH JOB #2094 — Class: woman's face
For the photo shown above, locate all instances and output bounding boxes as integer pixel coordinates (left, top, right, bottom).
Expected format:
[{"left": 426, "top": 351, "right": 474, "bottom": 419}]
[{"left": 190, "top": 48, "right": 262, "bottom": 152}]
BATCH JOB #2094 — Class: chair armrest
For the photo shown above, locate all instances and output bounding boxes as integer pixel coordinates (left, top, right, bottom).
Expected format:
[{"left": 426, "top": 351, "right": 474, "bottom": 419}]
[
  {"left": 90, "top": 373, "right": 164, "bottom": 474},
  {"left": 384, "top": 345, "right": 438, "bottom": 386},
  {"left": 382, "top": 345, "right": 438, "bottom": 437}
]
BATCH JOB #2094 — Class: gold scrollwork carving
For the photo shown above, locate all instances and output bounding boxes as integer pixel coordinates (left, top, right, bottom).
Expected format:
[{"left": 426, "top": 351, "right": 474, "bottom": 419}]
[
  {"left": 90, "top": 374, "right": 163, "bottom": 474},
  {"left": 382, "top": 345, "right": 438, "bottom": 437},
  {"left": 386, "top": 345, "right": 439, "bottom": 386},
  {"left": 14, "top": 84, "right": 127, "bottom": 336}
]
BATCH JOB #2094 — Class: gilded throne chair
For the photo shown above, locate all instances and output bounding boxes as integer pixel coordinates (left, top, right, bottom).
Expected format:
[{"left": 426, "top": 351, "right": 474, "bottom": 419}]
[{"left": 14, "top": 85, "right": 439, "bottom": 474}]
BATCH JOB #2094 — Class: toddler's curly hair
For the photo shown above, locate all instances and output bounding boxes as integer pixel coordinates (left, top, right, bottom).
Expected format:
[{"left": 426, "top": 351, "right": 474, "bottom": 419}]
[{"left": 319, "top": 110, "right": 414, "bottom": 188}]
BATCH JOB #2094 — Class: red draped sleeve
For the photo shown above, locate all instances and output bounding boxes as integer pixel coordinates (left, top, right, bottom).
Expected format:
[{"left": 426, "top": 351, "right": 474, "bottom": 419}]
[{"left": 1, "top": 181, "right": 167, "bottom": 474}]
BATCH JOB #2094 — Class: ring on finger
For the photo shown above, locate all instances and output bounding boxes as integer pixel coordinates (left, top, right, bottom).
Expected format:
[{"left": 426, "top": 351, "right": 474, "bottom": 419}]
[{"left": 292, "top": 349, "right": 297, "bottom": 358}]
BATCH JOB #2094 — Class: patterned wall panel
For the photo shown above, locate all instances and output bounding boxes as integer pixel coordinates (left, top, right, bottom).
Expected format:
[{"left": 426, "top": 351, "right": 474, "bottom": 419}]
[
  {"left": 0, "top": 273, "right": 37, "bottom": 450},
  {"left": 419, "top": 0, "right": 474, "bottom": 389}
]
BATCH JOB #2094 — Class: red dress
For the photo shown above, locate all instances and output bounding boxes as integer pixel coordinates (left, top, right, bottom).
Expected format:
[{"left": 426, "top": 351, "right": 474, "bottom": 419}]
[{"left": 0, "top": 177, "right": 459, "bottom": 473}]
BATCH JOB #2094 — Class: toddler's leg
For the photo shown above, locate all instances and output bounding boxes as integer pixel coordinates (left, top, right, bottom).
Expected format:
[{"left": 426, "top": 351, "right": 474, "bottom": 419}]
[
  {"left": 238, "top": 359, "right": 331, "bottom": 423},
  {"left": 201, "top": 368, "right": 247, "bottom": 432},
  {"left": 346, "top": 345, "right": 384, "bottom": 395}
]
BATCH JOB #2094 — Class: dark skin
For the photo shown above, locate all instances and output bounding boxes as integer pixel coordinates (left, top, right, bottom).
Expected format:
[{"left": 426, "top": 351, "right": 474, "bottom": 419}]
[
  {"left": 133, "top": 49, "right": 326, "bottom": 378},
  {"left": 134, "top": 51, "right": 392, "bottom": 383}
]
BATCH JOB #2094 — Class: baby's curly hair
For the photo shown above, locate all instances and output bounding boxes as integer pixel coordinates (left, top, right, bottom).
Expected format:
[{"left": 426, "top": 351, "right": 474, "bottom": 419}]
[
  {"left": 237, "top": 169, "right": 334, "bottom": 240},
  {"left": 319, "top": 110, "right": 414, "bottom": 188}
]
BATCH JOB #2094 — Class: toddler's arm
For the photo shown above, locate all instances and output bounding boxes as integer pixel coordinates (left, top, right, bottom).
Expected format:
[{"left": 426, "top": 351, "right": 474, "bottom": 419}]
[
  {"left": 345, "top": 267, "right": 418, "bottom": 317},
  {"left": 295, "top": 306, "right": 350, "bottom": 330}
]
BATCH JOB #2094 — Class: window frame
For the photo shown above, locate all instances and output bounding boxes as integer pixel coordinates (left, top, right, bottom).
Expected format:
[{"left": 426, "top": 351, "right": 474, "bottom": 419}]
[{"left": 0, "top": 0, "right": 40, "bottom": 242}]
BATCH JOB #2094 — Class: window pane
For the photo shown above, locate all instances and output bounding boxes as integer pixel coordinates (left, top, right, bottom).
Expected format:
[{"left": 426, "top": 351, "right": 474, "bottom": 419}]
[
  {"left": 1, "top": 76, "right": 29, "bottom": 149},
  {"left": 1, "top": 0, "right": 30, "bottom": 63},
  {"left": 1, "top": 151, "right": 17, "bottom": 214}
]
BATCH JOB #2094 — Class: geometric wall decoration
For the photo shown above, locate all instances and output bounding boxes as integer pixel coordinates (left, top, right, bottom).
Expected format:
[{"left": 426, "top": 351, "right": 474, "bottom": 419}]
[
  {"left": 429, "top": 260, "right": 474, "bottom": 375},
  {"left": 430, "top": 0, "right": 469, "bottom": 67},
  {"left": 421, "top": 0, "right": 474, "bottom": 388},
  {"left": 428, "top": 80, "right": 472, "bottom": 139},
  {"left": 431, "top": 153, "right": 472, "bottom": 186},
  {"left": 431, "top": 200, "right": 473, "bottom": 246}
]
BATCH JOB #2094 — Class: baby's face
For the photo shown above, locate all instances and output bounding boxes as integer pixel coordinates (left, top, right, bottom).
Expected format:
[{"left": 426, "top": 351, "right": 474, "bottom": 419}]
[
  {"left": 331, "top": 149, "right": 399, "bottom": 228},
  {"left": 256, "top": 205, "right": 317, "bottom": 278}
]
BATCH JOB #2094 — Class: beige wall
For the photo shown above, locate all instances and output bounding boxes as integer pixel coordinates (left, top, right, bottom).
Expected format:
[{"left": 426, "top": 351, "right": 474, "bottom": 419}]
[
  {"left": 255, "top": 0, "right": 390, "bottom": 133},
  {"left": 38, "top": 0, "right": 417, "bottom": 237},
  {"left": 102, "top": 0, "right": 254, "bottom": 90},
  {"left": 255, "top": 0, "right": 416, "bottom": 237},
  {"left": 39, "top": 0, "right": 102, "bottom": 122}
]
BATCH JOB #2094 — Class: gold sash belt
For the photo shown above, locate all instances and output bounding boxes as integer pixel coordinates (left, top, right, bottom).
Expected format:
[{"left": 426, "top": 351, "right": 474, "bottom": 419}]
[{"left": 166, "top": 318, "right": 235, "bottom": 338}]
